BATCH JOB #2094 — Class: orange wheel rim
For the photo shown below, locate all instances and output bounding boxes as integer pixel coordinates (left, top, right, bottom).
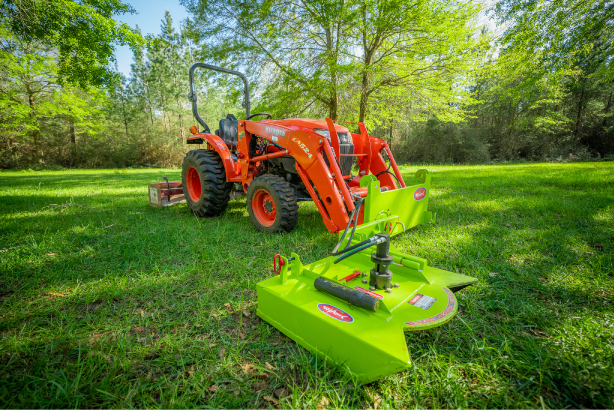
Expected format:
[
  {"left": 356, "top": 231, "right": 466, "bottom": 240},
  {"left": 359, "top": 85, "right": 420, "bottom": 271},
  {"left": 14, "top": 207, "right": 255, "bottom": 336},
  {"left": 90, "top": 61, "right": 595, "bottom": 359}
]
[
  {"left": 252, "top": 189, "right": 276, "bottom": 227},
  {"left": 186, "top": 166, "right": 201, "bottom": 202}
]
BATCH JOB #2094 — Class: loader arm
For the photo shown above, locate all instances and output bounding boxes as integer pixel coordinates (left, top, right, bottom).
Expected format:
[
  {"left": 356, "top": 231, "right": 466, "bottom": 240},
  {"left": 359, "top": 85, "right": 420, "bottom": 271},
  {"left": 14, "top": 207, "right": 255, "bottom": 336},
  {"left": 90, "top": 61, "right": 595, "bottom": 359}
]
[
  {"left": 242, "top": 121, "right": 354, "bottom": 232},
  {"left": 242, "top": 118, "right": 433, "bottom": 234}
]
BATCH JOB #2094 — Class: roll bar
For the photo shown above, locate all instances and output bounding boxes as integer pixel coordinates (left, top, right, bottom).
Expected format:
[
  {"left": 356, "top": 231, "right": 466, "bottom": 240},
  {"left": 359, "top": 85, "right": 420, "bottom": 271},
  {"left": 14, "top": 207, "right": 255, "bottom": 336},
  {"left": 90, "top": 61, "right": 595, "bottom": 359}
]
[{"left": 188, "top": 63, "right": 251, "bottom": 133}]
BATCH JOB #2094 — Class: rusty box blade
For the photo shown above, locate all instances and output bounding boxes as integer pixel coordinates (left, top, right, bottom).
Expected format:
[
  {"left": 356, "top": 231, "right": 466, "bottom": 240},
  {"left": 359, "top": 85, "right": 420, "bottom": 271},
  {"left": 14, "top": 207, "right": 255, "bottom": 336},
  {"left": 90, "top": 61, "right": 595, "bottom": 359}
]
[{"left": 148, "top": 182, "right": 185, "bottom": 208}]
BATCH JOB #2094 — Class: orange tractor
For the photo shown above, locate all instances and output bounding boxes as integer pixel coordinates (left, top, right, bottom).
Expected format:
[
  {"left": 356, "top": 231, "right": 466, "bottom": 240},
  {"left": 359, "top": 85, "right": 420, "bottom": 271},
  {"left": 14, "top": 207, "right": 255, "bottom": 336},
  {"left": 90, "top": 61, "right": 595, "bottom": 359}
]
[
  {"left": 183, "top": 63, "right": 409, "bottom": 233},
  {"left": 155, "top": 63, "right": 477, "bottom": 383}
]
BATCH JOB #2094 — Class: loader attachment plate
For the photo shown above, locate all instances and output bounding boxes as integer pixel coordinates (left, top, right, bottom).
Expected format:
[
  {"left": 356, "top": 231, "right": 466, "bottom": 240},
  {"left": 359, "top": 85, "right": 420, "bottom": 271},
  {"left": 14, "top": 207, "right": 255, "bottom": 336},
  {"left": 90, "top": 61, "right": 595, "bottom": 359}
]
[
  {"left": 257, "top": 170, "right": 477, "bottom": 382},
  {"left": 360, "top": 169, "right": 435, "bottom": 237}
]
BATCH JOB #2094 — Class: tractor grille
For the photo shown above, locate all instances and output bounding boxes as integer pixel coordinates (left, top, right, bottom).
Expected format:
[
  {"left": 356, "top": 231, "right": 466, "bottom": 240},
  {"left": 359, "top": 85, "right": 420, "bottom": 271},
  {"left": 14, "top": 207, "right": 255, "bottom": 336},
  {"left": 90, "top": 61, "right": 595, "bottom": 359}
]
[
  {"left": 339, "top": 143, "right": 354, "bottom": 176},
  {"left": 324, "top": 132, "right": 354, "bottom": 177}
]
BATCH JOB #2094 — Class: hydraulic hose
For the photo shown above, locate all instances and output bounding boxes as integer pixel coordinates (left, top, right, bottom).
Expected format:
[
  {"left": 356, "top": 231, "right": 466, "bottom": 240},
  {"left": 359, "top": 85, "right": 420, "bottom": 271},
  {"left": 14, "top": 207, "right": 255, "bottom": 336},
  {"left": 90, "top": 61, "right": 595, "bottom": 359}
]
[
  {"left": 331, "top": 199, "right": 363, "bottom": 256},
  {"left": 374, "top": 149, "right": 401, "bottom": 187},
  {"left": 333, "top": 235, "right": 386, "bottom": 264}
]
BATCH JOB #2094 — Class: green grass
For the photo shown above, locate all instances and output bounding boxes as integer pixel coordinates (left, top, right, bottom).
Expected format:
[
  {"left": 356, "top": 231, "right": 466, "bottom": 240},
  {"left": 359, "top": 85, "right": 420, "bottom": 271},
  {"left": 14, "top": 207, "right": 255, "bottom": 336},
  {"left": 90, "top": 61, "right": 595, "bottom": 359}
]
[{"left": 1, "top": 162, "right": 613, "bottom": 408}]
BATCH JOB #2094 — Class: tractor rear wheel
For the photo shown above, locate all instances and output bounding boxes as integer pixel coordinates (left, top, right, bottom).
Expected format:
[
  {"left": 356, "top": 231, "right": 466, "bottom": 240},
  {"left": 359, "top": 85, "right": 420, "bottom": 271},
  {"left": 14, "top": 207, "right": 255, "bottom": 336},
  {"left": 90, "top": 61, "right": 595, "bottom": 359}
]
[
  {"left": 247, "top": 175, "right": 298, "bottom": 233},
  {"left": 182, "top": 149, "right": 231, "bottom": 217}
]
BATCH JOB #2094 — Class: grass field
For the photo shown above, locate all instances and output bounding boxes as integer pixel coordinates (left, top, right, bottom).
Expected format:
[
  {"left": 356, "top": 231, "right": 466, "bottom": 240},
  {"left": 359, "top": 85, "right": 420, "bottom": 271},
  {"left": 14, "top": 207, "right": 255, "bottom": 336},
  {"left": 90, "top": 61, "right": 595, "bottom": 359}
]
[{"left": 1, "top": 162, "right": 613, "bottom": 408}]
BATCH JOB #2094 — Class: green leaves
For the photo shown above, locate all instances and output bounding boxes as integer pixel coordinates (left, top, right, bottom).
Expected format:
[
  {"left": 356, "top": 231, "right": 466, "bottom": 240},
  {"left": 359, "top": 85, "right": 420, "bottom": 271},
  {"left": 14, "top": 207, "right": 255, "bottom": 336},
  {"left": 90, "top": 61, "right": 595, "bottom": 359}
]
[
  {"left": 183, "top": 0, "right": 484, "bottom": 125},
  {"left": 494, "top": 0, "right": 614, "bottom": 83},
  {"left": 1, "top": 0, "right": 145, "bottom": 88}
]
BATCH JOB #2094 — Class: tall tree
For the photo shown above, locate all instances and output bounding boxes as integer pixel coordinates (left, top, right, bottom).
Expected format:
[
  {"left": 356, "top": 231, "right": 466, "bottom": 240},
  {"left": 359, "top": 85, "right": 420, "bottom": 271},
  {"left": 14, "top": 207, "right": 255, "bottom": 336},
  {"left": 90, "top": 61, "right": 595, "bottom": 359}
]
[
  {"left": 0, "top": 26, "right": 105, "bottom": 161},
  {"left": 353, "top": 0, "right": 483, "bottom": 125},
  {"left": 130, "top": 30, "right": 156, "bottom": 126},
  {"left": 182, "top": 0, "right": 356, "bottom": 120},
  {"left": 1, "top": 0, "right": 144, "bottom": 88},
  {"left": 160, "top": 11, "right": 189, "bottom": 141}
]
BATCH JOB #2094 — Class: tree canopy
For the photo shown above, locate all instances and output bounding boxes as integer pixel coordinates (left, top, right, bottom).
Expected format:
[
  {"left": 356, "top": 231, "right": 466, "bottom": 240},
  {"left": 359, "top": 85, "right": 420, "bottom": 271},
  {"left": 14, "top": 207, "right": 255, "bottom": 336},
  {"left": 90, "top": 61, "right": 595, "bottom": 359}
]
[
  {"left": 182, "top": 0, "right": 484, "bottom": 127},
  {"left": 1, "top": 0, "right": 144, "bottom": 87},
  {"left": 0, "top": 0, "right": 612, "bottom": 168}
]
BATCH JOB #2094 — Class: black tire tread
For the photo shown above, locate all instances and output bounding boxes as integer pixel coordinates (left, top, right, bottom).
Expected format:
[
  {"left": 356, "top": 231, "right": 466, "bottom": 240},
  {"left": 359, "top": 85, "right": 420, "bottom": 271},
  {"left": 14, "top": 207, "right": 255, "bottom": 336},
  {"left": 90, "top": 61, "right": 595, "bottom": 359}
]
[
  {"left": 247, "top": 174, "right": 298, "bottom": 233},
  {"left": 182, "top": 149, "right": 231, "bottom": 217}
]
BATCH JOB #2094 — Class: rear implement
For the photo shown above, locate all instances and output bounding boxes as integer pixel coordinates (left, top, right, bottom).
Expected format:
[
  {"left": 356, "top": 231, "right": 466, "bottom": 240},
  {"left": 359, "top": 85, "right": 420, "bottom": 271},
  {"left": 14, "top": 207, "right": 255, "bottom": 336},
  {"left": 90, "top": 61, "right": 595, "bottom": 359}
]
[
  {"left": 257, "top": 176, "right": 477, "bottom": 383},
  {"left": 145, "top": 63, "right": 478, "bottom": 382}
]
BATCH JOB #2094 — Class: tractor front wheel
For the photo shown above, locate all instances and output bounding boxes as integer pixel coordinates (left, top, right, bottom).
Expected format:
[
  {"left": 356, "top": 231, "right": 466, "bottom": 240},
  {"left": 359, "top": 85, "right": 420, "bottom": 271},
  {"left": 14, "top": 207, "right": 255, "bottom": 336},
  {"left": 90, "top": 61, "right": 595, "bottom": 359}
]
[
  {"left": 182, "top": 149, "right": 231, "bottom": 217},
  {"left": 247, "top": 175, "right": 298, "bottom": 233}
]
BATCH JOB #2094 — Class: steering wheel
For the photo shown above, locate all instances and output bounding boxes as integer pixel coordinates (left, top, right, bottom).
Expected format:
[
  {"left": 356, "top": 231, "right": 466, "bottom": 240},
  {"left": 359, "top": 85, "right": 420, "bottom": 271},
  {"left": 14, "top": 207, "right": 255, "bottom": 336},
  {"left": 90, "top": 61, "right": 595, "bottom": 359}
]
[{"left": 246, "top": 112, "right": 272, "bottom": 120}]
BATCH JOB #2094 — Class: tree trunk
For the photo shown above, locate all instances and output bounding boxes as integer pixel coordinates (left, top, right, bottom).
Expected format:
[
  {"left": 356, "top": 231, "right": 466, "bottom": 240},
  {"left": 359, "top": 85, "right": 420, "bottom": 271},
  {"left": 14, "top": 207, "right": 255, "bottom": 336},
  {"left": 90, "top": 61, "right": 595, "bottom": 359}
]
[
  {"left": 158, "top": 79, "right": 169, "bottom": 136},
  {"left": 358, "top": 4, "right": 375, "bottom": 124},
  {"left": 358, "top": 67, "right": 370, "bottom": 123},
  {"left": 145, "top": 80, "right": 154, "bottom": 125},
  {"left": 174, "top": 95, "right": 184, "bottom": 142},
  {"left": 358, "top": 47, "right": 375, "bottom": 123},
  {"left": 28, "top": 93, "right": 42, "bottom": 162},
  {"left": 574, "top": 86, "right": 585, "bottom": 140},
  {"left": 603, "top": 92, "right": 613, "bottom": 127},
  {"left": 170, "top": 57, "right": 184, "bottom": 142},
  {"left": 324, "top": 25, "right": 339, "bottom": 121},
  {"left": 70, "top": 122, "right": 76, "bottom": 166},
  {"left": 119, "top": 86, "right": 129, "bottom": 138},
  {"left": 329, "top": 94, "right": 338, "bottom": 120}
]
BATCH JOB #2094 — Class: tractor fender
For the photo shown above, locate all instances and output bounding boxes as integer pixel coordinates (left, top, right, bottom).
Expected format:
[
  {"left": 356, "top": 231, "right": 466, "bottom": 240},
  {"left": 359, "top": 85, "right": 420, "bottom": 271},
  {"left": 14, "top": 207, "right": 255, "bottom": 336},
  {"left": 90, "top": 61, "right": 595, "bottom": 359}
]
[{"left": 187, "top": 133, "right": 239, "bottom": 181}]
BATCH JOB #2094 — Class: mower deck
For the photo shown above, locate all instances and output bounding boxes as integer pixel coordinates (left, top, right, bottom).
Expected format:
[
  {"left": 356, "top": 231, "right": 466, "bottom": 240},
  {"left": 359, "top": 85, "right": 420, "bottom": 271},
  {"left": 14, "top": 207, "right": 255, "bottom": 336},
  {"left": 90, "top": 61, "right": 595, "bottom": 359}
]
[
  {"left": 257, "top": 247, "right": 477, "bottom": 383},
  {"left": 257, "top": 175, "right": 477, "bottom": 383}
]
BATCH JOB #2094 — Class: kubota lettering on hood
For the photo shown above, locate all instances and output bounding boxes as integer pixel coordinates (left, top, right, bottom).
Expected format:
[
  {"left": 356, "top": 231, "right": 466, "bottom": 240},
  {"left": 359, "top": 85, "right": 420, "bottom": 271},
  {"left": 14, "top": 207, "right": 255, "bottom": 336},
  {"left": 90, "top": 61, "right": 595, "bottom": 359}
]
[
  {"left": 265, "top": 126, "right": 285, "bottom": 137},
  {"left": 317, "top": 303, "right": 353, "bottom": 322}
]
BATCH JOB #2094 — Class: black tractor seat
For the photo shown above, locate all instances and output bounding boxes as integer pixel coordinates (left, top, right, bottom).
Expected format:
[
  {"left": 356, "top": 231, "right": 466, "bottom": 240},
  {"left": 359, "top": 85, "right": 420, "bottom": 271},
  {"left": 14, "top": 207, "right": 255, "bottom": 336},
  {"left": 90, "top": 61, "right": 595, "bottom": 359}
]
[{"left": 215, "top": 113, "right": 239, "bottom": 150}]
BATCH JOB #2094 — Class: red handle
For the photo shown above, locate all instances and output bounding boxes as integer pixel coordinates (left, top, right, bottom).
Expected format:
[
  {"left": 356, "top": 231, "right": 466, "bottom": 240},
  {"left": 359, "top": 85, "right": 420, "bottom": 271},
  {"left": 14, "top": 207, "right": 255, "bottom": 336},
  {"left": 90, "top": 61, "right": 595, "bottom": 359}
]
[
  {"left": 273, "top": 254, "right": 285, "bottom": 274},
  {"left": 340, "top": 271, "right": 361, "bottom": 283},
  {"left": 384, "top": 222, "right": 393, "bottom": 234}
]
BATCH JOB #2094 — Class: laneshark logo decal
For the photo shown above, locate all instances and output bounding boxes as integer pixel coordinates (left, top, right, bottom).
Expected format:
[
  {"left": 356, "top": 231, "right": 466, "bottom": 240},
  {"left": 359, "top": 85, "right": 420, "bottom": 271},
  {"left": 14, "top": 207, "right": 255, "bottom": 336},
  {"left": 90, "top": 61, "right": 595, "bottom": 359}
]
[
  {"left": 317, "top": 303, "right": 353, "bottom": 322},
  {"left": 414, "top": 187, "right": 427, "bottom": 201}
]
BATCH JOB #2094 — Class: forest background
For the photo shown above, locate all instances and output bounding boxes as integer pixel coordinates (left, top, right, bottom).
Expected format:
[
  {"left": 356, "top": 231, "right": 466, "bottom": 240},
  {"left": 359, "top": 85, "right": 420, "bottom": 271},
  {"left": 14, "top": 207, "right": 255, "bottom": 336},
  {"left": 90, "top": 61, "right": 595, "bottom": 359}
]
[{"left": 1, "top": 0, "right": 613, "bottom": 169}]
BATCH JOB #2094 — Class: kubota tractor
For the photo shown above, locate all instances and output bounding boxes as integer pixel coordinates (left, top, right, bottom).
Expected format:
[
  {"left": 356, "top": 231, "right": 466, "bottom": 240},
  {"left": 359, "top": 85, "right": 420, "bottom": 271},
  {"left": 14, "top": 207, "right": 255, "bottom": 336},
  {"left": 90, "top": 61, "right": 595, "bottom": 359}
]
[
  {"left": 182, "top": 63, "right": 477, "bottom": 383},
  {"left": 183, "top": 63, "right": 410, "bottom": 234}
]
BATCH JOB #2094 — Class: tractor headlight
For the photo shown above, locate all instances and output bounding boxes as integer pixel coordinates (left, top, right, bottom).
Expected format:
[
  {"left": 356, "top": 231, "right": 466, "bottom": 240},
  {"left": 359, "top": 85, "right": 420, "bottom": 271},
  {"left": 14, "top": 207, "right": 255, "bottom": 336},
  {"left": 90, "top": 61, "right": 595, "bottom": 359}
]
[
  {"left": 314, "top": 129, "right": 330, "bottom": 139},
  {"left": 337, "top": 132, "right": 351, "bottom": 144}
]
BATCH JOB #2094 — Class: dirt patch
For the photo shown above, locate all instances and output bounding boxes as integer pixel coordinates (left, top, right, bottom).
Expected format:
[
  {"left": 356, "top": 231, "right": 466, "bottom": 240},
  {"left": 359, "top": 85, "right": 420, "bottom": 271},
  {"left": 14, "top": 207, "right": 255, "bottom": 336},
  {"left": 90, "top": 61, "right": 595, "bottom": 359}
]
[
  {"left": 43, "top": 292, "right": 68, "bottom": 301},
  {"left": 87, "top": 331, "right": 114, "bottom": 345}
]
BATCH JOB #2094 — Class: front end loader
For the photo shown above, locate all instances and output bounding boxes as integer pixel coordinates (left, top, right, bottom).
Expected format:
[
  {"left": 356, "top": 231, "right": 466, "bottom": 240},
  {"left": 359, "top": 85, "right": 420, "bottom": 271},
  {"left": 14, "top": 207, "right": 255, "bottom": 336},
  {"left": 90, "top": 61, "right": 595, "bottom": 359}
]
[
  {"left": 183, "top": 63, "right": 426, "bottom": 235},
  {"left": 161, "top": 63, "right": 477, "bottom": 382}
]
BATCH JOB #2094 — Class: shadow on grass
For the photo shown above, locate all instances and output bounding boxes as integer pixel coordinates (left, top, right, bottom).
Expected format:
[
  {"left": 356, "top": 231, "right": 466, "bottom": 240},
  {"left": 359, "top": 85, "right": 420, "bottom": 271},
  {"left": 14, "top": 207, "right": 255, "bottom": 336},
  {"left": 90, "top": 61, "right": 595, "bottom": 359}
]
[
  {"left": 1, "top": 259, "right": 362, "bottom": 408},
  {"left": 1, "top": 165, "right": 613, "bottom": 408},
  {"left": 394, "top": 164, "right": 614, "bottom": 408}
]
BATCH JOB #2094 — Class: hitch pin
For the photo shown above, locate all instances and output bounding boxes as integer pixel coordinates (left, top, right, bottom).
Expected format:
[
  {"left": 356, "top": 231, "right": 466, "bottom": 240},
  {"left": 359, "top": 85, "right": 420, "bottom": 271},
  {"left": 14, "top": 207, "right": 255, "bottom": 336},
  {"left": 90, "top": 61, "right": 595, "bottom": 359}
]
[{"left": 273, "top": 254, "right": 294, "bottom": 274}]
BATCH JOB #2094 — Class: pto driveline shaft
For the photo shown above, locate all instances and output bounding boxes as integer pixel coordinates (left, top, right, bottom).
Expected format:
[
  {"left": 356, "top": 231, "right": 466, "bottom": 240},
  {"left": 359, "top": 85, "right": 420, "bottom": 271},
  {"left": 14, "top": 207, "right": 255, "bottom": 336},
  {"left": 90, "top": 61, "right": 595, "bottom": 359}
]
[{"left": 314, "top": 277, "right": 380, "bottom": 312}]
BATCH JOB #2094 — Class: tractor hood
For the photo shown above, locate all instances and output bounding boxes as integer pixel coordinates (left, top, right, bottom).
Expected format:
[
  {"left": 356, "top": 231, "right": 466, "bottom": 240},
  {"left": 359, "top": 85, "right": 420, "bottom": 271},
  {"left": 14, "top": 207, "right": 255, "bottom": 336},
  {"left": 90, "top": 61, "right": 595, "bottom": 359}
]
[{"left": 264, "top": 118, "right": 351, "bottom": 134}]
